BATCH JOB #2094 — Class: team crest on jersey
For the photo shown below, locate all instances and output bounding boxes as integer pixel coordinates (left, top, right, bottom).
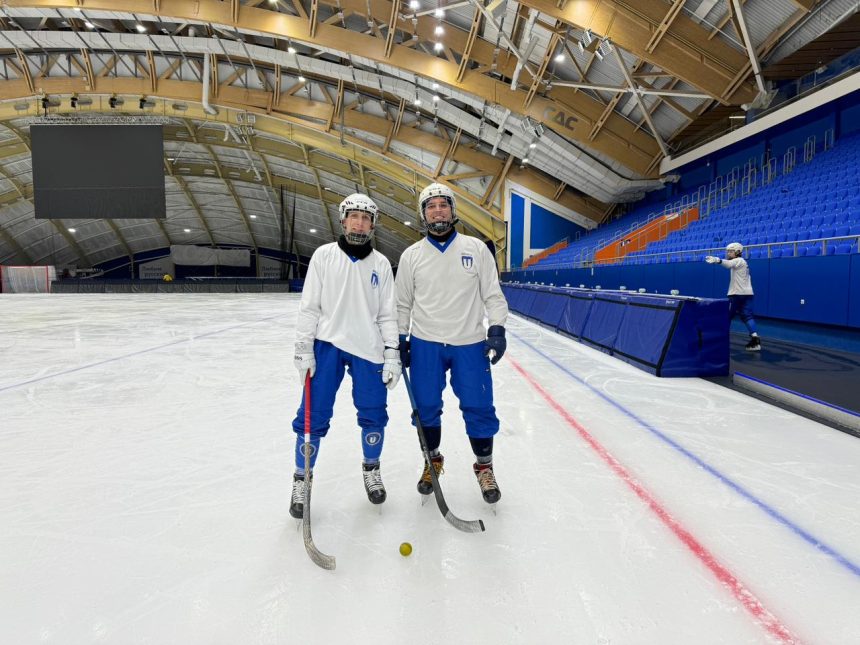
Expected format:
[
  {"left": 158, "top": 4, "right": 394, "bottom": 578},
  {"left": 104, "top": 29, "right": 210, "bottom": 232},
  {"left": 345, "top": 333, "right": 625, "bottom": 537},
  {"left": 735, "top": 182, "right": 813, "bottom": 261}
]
[
  {"left": 370, "top": 270, "right": 379, "bottom": 288},
  {"left": 461, "top": 254, "right": 474, "bottom": 270}
]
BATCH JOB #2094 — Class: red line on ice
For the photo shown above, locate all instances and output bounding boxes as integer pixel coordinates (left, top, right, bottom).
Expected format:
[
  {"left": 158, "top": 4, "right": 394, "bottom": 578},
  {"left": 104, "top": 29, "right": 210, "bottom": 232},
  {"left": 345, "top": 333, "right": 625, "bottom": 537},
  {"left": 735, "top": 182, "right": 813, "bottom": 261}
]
[{"left": 509, "top": 357, "right": 799, "bottom": 644}]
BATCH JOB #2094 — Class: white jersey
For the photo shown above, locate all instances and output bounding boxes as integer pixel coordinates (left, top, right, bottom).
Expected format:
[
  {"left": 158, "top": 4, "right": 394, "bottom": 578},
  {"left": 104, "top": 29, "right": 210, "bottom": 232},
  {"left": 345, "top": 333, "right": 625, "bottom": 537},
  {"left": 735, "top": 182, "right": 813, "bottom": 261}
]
[
  {"left": 396, "top": 232, "right": 508, "bottom": 345},
  {"left": 719, "top": 257, "right": 754, "bottom": 296},
  {"left": 295, "top": 242, "right": 398, "bottom": 363}
]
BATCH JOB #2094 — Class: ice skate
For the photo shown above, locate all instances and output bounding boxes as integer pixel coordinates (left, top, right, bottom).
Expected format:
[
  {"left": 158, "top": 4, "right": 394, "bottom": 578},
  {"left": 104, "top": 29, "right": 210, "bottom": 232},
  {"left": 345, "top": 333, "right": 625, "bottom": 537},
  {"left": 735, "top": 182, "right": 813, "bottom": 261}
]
[
  {"left": 362, "top": 462, "right": 387, "bottom": 505},
  {"left": 473, "top": 462, "right": 501, "bottom": 505},
  {"left": 289, "top": 472, "right": 310, "bottom": 519},
  {"left": 745, "top": 336, "right": 761, "bottom": 352},
  {"left": 417, "top": 454, "right": 444, "bottom": 499}
]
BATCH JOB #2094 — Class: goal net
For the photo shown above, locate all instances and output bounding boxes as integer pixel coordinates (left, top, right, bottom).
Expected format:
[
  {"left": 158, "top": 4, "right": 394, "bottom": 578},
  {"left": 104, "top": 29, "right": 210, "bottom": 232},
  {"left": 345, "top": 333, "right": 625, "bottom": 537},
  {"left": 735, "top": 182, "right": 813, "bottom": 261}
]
[{"left": 0, "top": 265, "right": 56, "bottom": 293}]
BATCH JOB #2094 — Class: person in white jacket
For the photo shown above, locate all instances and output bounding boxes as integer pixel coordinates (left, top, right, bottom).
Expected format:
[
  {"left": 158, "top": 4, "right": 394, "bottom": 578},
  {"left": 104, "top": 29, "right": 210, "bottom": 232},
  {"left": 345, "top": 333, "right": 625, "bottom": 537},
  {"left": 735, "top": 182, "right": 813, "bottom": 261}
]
[
  {"left": 396, "top": 183, "right": 509, "bottom": 505},
  {"left": 706, "top": 242, "right": 761, "bottom": 351},
  {"left": 290, "top": 194, "right": 401, "bottom": 518}
]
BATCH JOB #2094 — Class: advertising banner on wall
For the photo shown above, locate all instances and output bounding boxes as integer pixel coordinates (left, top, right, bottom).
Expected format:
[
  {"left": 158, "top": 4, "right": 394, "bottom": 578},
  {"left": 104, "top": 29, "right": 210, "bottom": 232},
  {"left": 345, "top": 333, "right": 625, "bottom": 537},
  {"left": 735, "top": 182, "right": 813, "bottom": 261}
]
[{"left": 139, "top": 257, "right": 175, "bottom": 280}]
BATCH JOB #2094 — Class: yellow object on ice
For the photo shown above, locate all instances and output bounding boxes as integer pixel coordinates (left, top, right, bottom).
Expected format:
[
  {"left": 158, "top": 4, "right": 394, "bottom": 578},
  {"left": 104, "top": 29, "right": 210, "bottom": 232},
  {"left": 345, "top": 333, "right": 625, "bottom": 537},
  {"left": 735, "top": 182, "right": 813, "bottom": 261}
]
[{"left": 399, "top": 542, "right": 412, "bottom": 557}]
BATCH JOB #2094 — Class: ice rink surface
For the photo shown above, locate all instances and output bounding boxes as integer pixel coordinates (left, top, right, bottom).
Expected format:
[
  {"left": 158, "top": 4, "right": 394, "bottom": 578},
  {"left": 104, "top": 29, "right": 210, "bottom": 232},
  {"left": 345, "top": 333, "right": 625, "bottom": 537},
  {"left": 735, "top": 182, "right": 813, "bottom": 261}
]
[{"left": 1, "top": 293, "right": 858, "bottom": 645}]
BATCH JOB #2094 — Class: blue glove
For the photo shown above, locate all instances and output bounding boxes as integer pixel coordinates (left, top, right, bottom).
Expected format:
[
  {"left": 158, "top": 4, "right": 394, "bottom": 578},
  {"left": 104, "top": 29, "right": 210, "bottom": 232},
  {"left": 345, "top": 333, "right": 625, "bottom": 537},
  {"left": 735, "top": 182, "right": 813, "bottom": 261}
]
[
  {"left": 484, "top": 325, "right": 506, "bottom": 365},
  {"left": 399, "top": 335, "right": 411, "bottom": 369}
]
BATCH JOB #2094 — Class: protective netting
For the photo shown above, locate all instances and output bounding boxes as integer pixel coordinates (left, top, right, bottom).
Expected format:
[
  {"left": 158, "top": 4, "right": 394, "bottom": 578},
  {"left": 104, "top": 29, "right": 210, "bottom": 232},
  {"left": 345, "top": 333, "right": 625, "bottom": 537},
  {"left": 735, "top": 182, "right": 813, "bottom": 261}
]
[{"left": 0, "top": 266, "right": 56, "bottom": 293}]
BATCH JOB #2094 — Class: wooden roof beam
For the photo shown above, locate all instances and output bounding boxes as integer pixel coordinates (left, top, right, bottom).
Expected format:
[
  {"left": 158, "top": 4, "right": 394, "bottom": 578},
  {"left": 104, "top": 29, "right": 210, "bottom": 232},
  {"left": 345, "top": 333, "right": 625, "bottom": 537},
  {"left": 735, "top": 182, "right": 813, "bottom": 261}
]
[{"left": 517, "top": 0, "right": 757, "bottom": 104}]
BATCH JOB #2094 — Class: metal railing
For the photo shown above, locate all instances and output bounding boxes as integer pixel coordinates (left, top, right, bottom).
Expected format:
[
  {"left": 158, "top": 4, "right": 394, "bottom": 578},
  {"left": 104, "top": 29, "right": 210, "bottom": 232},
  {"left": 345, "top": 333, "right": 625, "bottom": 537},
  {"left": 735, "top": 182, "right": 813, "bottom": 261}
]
[{"left": 603, "top": 235, "right": 860, "bottom": 265}]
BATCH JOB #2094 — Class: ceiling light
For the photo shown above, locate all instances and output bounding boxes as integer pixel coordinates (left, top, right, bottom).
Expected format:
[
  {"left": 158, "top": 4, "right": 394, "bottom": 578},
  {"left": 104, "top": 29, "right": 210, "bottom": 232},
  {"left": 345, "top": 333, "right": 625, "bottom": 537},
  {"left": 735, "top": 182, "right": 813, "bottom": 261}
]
[
  {"left": 413, "top": 98, "right": 421, "bottom": 106},
  {"left": 135, "top": 24, "right": 146, "bottom": 33},
  {"left": 67, "top": 228, "right": 76, "bottom": 233},
  {"left": 433, "top": 42, "right": 443, "bottom": 52},
  {"left": 404, "top": 221, "right": 412, "bottom": 226},
  {"left": 434, "top": 25, "right": 444, "bottom": 36},
  {"left": 555, "top": 53, "right": 564, "bottom": 63},
  {"left": 409, "top": 0, "right": 419, "bottom": 9},
  {"left": 522, "top": 157, "right": 529, "bottom": 164},
  {"left": 598, "top": 39, "right": 613, "bottom": 55},
  {"left": 288, "top": 46, "right": 296, "bottom": 54},
  {"left": 435, "top": 8, "right": 444, "bottom": 18},
  {"left": 84, "top": 21, "right": 94, "bottom": 28},
  {"left": 310, "top": 228, "right": 318, "bottom": 233},
  {"left": 432, "top": 82, "right": 439, "bottom": 90},
  {"left": 529, "top": 142, "right": 536, "bottom": 149},
  {"left": 581, "top": 29, "right": 595, "bottom": 48},
  {"left": 184, "top": 228, "right": 191, "bottom": 233},
  {"left": 298, "top": 75, "right": 306, "bottom": 82},
  {"left": 249, "top": 214, "right": 257, "bottom": 219}
]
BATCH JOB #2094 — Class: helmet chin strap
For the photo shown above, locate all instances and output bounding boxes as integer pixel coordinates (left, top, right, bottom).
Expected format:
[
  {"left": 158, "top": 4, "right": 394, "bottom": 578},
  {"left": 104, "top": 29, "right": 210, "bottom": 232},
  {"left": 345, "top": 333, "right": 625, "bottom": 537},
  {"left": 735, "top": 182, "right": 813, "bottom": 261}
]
[
  {"left": 344, "top": 230, "right": 372, "bottom": 244},
  {"left": 425, "top": 216, "right": 459, "bottom": 235}
]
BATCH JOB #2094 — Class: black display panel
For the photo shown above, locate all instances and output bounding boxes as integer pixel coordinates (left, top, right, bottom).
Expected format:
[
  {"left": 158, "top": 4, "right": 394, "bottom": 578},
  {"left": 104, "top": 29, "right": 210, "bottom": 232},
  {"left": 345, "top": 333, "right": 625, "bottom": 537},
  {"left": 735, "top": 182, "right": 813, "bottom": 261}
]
[{"left": 32, "top": 124, "right": 166, "bottom": 219}]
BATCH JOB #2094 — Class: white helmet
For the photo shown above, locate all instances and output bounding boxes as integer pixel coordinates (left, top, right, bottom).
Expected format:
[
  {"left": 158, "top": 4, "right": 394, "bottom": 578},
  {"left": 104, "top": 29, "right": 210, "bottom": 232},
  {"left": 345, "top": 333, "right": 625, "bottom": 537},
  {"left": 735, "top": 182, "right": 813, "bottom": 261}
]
[
  {"left": 339, "top": 193, "right": 378, "bottom": 244},
  {"left": 418, "top": 183, "right": 458, "bottom": 234},
  {"left": 726, "top": 242, "right": 743, "bottom": 253}
]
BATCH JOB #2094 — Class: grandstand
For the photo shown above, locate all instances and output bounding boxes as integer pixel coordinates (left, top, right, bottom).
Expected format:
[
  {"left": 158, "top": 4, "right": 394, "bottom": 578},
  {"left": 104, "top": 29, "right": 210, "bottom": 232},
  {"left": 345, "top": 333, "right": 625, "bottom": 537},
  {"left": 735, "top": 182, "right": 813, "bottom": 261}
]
[{"left": 528, "top": 131, "right": 860, "bottom": 271}]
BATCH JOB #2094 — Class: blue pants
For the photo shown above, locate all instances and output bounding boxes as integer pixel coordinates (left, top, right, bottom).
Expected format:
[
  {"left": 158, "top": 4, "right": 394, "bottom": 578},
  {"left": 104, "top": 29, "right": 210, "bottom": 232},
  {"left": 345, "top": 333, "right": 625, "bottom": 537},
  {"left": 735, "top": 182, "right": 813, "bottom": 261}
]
[
  {"left": 292, "top": 340, "right": 387, "bottom": 472},
  {"left": 409, "top": 337, "right": 499, "bottom": 439},
  {"left": 729, "top": 295, "right": 758, "bottom": 335}
]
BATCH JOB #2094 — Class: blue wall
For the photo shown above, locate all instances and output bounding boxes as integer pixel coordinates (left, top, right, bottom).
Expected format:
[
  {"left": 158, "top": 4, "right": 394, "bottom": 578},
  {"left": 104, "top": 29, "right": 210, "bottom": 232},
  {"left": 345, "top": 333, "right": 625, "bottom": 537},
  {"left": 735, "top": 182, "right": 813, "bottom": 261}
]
[
  {"left": 530, "top": 203, "right": 586, "bottom": 248},
  {"left": 509, "top": 193, "right": 525, "bottom": 268},
  {"left": 715, "top": 142, "right": 766, "bottom": 176},
  {"left": 507, "top": 190, "right": 587, "bottom": 267},
  {"left": 840, "top": 100, "right": 860, "bottom": 136},
  {"left": 504, "top": 254, "right": 860, "bottom": 329}
]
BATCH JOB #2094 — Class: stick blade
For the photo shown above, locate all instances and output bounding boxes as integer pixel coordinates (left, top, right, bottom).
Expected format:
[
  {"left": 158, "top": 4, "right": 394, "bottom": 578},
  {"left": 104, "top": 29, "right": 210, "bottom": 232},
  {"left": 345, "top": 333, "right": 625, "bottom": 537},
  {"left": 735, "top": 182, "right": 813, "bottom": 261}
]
[
  {"left": 301, "top": 473, "right": 336, "bottom": 570},
  {"left": 303, "top": 519, "right": 336, "bottom": 570},
  {"left": 444, "top": 511, "right": 485, "bottom": 533}
]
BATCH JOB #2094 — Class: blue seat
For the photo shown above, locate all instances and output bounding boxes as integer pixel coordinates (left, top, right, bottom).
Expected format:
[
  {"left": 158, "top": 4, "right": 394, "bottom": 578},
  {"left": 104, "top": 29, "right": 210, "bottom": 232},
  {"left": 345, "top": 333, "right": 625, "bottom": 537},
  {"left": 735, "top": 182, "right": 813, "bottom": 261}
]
[
  {"left": 826, "top": 244, "right": 837, "bottom": 256},
  {"left": 750, "top": 249, "right": 763, "bottom": 259},
  {"left": 835, "top": 243, "right": 853, "bottom": 255},
  {"left": 835, "top": 225, "right": 851, "bottom": 237},
  {"left": 806, "top": 244, "right": 822, "bottom": 256},
  {"left": 798, "top": 246, "right": 808, "bottom": 257}
]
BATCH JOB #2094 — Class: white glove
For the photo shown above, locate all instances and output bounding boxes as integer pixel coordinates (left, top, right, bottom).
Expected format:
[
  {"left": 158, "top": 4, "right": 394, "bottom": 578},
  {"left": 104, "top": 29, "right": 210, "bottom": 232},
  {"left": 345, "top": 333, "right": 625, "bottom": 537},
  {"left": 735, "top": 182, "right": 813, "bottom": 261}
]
[
  {"left": 381, "top": 347, "right": 401, "bottom": 390},
  {"left": 705, "top": 256, "right": 721, "bottom": 264},
  {"left": 294, "top": 342, "right": 316, "bottom": 383}
]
